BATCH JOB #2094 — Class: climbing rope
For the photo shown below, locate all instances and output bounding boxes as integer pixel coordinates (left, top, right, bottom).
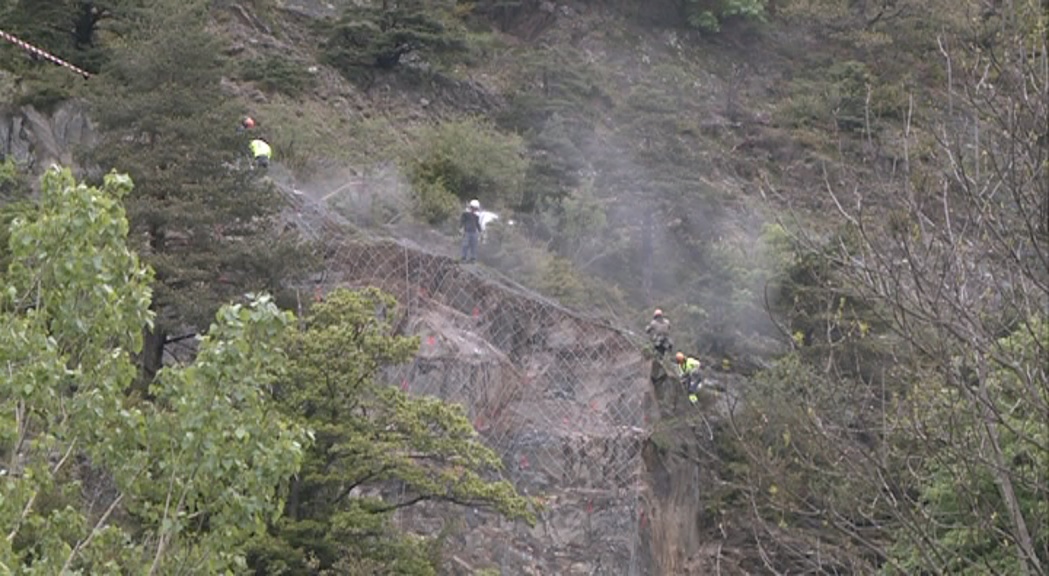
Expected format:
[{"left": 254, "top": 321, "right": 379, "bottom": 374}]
[{"left": 0, "top": 28, "right": 91, "bottom": 79}]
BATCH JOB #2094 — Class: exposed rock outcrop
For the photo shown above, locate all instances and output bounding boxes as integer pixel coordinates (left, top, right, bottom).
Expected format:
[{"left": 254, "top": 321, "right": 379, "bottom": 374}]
[
  {"left": 0, "top": 101, "right": 94, "bottom": 179},
  {"left": 313, "top": 237, "right": 654, "bottom": 574},
  {"left": 640, "top": 360, "right": 754, "bottom": 575},
  {"left": 280, "top": 181, "right": 757, "bottom": 575}
]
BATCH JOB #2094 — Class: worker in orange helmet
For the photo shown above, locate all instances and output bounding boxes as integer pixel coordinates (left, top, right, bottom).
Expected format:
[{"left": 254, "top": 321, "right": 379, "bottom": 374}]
[
  {"left": 237, "top": 116, "right": 257, "bottom": 135},
  {"left": 645, "top": 308, "right": 672, "bottom": 358},
  {"left": 675, "top": 352, "right": 703, "bottom": 406}
]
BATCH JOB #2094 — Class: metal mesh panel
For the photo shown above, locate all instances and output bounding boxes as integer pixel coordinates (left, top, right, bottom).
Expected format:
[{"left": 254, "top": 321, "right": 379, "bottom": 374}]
[{"left": 279, "top": 178, "right": 651, "bottom": 575}]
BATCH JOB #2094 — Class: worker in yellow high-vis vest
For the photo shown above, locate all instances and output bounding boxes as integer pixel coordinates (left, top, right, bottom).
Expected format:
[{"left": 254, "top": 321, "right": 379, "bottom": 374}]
[{"left": 249, "top": 138, "right": 271, "bottom": 169}]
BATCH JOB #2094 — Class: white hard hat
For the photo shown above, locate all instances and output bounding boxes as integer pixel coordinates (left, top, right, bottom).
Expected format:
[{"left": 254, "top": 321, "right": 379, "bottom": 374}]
[{"left": 469, "top": 199, "right": 480, "bottom": 209}]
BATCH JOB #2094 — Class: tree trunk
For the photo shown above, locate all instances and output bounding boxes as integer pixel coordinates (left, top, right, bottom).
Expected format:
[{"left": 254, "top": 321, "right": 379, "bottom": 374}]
[
  {"left": 133, "top": 326, "right": 166, "bottom": 398},
  {"left": 974, "top": 365, "right": 1044, "bottom": 575},
  {"left": 287, "top": 475, "right": 302, "bottom": 520}
]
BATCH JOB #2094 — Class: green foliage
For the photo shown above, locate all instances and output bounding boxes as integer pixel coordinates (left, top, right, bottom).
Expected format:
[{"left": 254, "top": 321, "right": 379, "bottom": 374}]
[
  {"left": 541, "top": 179, "right": 609, "bottom": 255},
  {"left": 85, "top": 0, "right": 314, "bottom": 379},
  {"left": 776, "top": 61, "right": 879, "bottom": 133},
  {"left": 683, "top": 0, "right": 767, "bottom": 32},
  {"left": 0, "top": 167, "right": 307, "bottom": 573},
  {"left": 239, "top": 54, "right": 318, "bottom": 98},
  {"left": 0, "top": 0, "right": 132, "bottom": 107},
  {"left": 518, "top": 119, "right": 588, "bottom": 211},
  {"left": 478, "top": 217, "right": 622, "bottom": 314},
  {"left": 0, "top": 158, "right": 29, "bottom": 201},
  {"left": 248, "top": 287, "right": 536, "bottom": 574},
  {"left": 411, "top": 175, "right": 461, "bottom": 225},
  {"left": 826, "top": 60, "right": 871, "bottom": 132},
  {"left": 497, "top": 47, "right": 605, "bottom": 211},
  {"left": 405, "top": 118, "right": 527, "bottom": 222},
  {"left": 883, "top": 319, "right": 1049, "bottom": 575},
  {"left": 252, "top": 99, "right": 406, "bottom": 176},
  {"left": 0, "top": 0, "right": 94, "bottom": 70},
  {"left": 321, "top": 0, "right": 470, "bottom": 78}
]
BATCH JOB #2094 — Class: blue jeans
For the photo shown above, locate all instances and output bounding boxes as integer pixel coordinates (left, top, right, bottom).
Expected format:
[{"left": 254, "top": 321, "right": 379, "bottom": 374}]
[{"left": 461, "top": 231, "right": 478, "bottom": 261}]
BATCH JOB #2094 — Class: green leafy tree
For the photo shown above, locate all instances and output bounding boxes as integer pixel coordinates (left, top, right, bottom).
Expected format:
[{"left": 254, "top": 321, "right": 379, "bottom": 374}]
[
  {"left": 405, "top": 117, "right": 527, "bottom": 223},
  {"left": 86, "top": 0, "right": 312, "bottom": 385},
  {"left": 248, "top": 287, "right": 536, "bottom": 575},
  {"left": 682, "top": 0, "right": 767, "bottom": 32},
  {"left": 727, "top": 2, "right": 1048, "bottom": 572},
  {"left": 0, "top": 160, "right": 32, "bottom": 273},
  {"left": 0, "top": 167, "right": 307, "bottom": 573},
  {"left": 322, "top": 0, "right": 469, "bottom": 76},
  {"left": 0, "top": 0, "right": 135, "bottom": 107},
  {"left": 1, "top": 0, "right": 124, "bottom": 52},
  {"left": 884, "top": 319, "right": 1049, "bottom": 574}
]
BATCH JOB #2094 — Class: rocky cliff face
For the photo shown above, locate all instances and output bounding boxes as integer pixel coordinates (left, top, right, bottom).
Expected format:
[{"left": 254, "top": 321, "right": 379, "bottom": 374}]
[
  {"left": 0, "top": 88, "right": 737, "bottom": 573},
  {"left": 310, "top": 235, "right": 652, "bottom": 574},
  {"left": 316, "top": 238, "right": 754, "bottom": 575},
  {"left": 283, "top": 182, "right": 731, "bottom": 576},
  {"left": 0, "top": 101, "right": 95, "bottom": 180},
  {"left": 641, "top": 362, "right": 749, "bottom": 575}
]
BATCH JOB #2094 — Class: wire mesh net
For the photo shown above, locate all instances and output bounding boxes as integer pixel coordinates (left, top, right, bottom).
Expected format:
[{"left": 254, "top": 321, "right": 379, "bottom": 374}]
[{"left": 277, "top": 175, "right": 653, "bottom": 575}]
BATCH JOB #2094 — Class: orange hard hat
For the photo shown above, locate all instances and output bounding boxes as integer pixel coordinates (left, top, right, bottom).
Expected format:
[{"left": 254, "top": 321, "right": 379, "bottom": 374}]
[
  {"left": 242, "top": 116, "right": 256, "bottom": 129},
  {"left": 653, "top": 308, "right": 663, "bottom": 317},
  {"left": 675, "top": 352, "right": 685, "bottom": 363}
]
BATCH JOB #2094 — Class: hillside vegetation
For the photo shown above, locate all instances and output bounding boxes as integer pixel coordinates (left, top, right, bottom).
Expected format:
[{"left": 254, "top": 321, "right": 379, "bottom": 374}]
[{"left": 1, "top": 0, "right": 1046, "bottom": 574}]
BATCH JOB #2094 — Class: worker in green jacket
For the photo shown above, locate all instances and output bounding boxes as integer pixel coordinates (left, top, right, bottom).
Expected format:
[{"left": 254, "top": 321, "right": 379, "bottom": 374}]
[
  {"left": 249, "top": 138, "right": 272, "bottom": 169},
  {"left": 675, "top": 352, "right": 703, "bottom": 405}
]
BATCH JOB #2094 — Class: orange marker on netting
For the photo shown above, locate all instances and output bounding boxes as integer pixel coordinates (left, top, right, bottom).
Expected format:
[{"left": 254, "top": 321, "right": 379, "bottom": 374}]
[
  {"left": 519, "top": 455, "right": 530, "bottom": 469},
  {"left": 472, "top": 306, "right": 480, "bottom": 317},
  {"left": 400, "top": 380, "right": 409, "bottom": 391},
  {"left": 587, "top": 500, "right": 593, "bottom": 514},
  {"left": 427, "top": 335, "right": 436, "bottom": 347}
]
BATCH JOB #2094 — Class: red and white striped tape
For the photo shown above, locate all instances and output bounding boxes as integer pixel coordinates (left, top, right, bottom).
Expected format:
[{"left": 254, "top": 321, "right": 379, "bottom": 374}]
[{"left": 0, "top": 28, "right": 91, "bottom": 79}]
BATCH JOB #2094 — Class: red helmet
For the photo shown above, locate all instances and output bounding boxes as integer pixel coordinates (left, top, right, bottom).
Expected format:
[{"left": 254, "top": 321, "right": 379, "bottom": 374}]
[
  {"left": 242, "top": 116, "right": 256, "bottom": 129},
  {"left": 653, "top": 308, "right": 663, "bottom": 317}
]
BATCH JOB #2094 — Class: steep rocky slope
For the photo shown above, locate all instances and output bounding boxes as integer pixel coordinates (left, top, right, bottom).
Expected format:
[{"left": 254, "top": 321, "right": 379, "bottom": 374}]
[
  {"left": 282, "top": 180, "right": 759, "bottom": 575},
  {"left": 283, "top": 185, "right": 651, "bottom": 573},
  {"left": 0, "top": 2, "right": 809, "bottom": 573}
]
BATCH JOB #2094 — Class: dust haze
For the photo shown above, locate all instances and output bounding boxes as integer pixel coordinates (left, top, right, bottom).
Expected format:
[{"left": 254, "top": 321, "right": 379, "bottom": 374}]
[{"left": 268, "top": 62, "right": 784, "bottom": 360}]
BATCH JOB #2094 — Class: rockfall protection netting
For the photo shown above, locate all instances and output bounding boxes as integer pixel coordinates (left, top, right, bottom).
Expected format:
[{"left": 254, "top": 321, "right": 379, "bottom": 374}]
[{"left": 276, "top": 173, "right": 654, "bottom": 575}]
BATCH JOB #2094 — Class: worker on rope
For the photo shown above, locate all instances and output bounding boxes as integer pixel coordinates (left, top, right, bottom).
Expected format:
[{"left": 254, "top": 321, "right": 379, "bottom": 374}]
[
  {"left": 675, "top": 352, "right": 703, "bottom": 406},
  {"left": 646, "top": 308, "right": 673, "bottom": 358},
  {"left": 249, "top": 138, "right": 271, "bottom": 169},
  {"left": 459, "top": 198, "right": 482, "bottom": 263},
  {"left": 238, "top": 116, "right": 256, "bottom": 133}
]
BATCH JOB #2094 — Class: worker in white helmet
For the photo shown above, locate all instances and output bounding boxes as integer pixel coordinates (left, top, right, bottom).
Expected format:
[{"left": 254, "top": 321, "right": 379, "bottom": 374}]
[{"left": 459, "top": 199, "right": 482, "bottom": 262}]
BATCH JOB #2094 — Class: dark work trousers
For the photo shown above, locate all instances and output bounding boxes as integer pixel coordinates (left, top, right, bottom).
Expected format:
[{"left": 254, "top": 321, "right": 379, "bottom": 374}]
[
  {"left": 685, "top": 371, "right": 703, "bottom": 394},
  {"left": 461, "top": 231, "right": 479, "bottom": 262},
  {"left": 652, "top": 335, "right": 672, "bottom": 357}
]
